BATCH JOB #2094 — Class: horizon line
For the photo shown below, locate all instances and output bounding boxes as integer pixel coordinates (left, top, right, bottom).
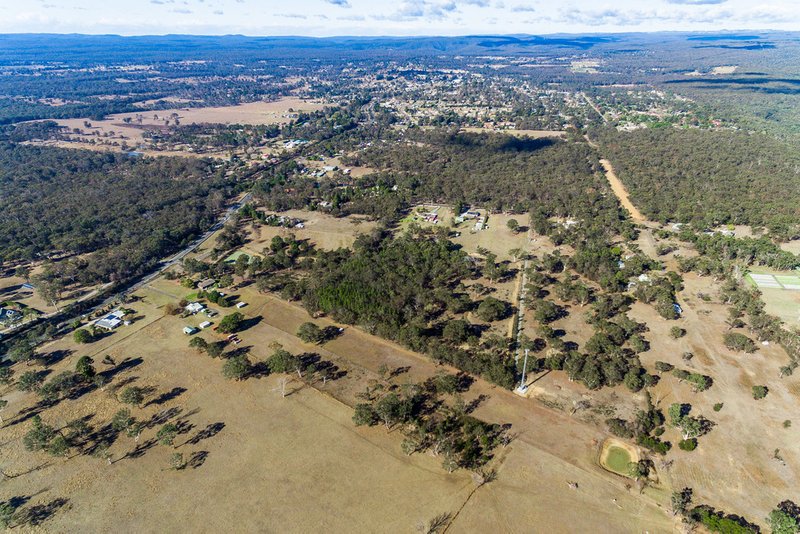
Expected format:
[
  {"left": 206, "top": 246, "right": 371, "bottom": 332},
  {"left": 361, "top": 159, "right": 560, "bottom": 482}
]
[{"left": 0, "top": 29, "right": 790, "bottom": 40}]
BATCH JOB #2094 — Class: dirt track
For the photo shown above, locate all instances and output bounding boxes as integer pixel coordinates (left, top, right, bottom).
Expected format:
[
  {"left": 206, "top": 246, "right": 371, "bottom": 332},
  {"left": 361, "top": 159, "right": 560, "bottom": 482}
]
[{"left": 599, "top": 159, "right": 647, "bottom": 223}]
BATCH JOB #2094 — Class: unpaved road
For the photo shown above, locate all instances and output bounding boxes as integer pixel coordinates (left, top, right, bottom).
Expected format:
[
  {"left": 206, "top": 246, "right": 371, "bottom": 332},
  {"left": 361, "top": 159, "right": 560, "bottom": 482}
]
[{"left": 599, "top": 158, "right": 647, "bottom": 223}]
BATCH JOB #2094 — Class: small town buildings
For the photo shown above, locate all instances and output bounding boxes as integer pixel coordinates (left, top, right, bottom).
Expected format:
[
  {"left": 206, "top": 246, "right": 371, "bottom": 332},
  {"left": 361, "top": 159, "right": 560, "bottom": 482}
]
[
  {"left": 183, "top": 326, "right": 199, "bottom": 335},
  {"left": 199, "top": 321, "right": 212, "bottom": 329}
]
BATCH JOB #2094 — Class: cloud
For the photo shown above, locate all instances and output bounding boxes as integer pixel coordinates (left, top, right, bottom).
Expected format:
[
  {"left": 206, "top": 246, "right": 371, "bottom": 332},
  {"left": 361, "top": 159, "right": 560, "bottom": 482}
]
[
  {"left": 375, "top": 0, "right": 464, "bottom": 21},
  {"left": 326, "top": 0, "right": 352, "bottom": 7},
  {"left": 511, "top": 4, "right": 535, "bottom": 12},
  {"left": 549, "top": 5, "right": 741, "bottom": 26},
  {"left": 666, "top": 0, "right": 727, "bottom": 5}
]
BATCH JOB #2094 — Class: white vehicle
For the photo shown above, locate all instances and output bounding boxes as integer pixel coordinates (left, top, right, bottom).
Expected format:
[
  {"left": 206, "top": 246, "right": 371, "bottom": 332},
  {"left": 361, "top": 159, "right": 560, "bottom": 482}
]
[{"left": 236, "top": 302, "right": 247, "bottom": 309}]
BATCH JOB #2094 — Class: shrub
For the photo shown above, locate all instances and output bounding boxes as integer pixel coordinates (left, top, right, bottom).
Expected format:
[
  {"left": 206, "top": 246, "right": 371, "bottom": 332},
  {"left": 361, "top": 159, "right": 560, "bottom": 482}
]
[
  {"left": 638, "top": 435, "right": 671, "bottom": 455},
  {"left": 670, "top": 326, "right": 686, "bottom": 339},
  {"left": 297, "top": 322, "right": 324, "bottom": 344},
  {"left": 222, "top": 355, "right": 251, "bottom": 381},
  {"left": 218, "top": 312, "right": 244, "bottom": 334},
  {"left": 723, "top": 332, "right": 757, "bottom": 353},
  {"left": 713, "top": 403, "right": 724, "bottom": 412},
  {"left": 73, "top": 328, "right": 93, "bottom": 344},
  {"left": 690, "top": 506, "right": 758, "bottom": 534},
  {"left": 353, "top": 403, "right": 378, "bottom": 426},
  {"left": 752, "top": 385, "right": 768, "bottom": 400},
  {"left": 655, "top": 361, "right": 674, "bottom": 372},
  {"left": 476, "top": 297, "right": 510, "bottom": 322},
  {"left": 679, "top": 438, "right": 698, "bottom": 451},
  {"left": 605, "top": 417, "right": 633, "bottom": 439},
  {"left": 442, "top": 319, "right": 470, "bottom": 344}
]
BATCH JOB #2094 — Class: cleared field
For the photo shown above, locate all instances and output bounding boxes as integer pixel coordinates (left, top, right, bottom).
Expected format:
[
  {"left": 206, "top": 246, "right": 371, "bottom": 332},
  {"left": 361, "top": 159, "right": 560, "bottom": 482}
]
[
  {"left": 40, "top": 97, "right": 325, "bottom": 156},
  {"left": 634, "top": 272, "right": 800, "bottom": 524},
  {"left": 746, "top": 270, "right": 800, "bottom": 328},
  {"left": 450, "top": 212, "right": 534, "bottom": 261},
  {"left": 0, "top": 296, "right": 472, "bottom": 532},
  {"left": 460, "top": 127, "right": 566, "bottom": 139},
  {"left": 0, "top": 275, "right": 674, "bottom": 532},
  {"left": 242, "top": 209, "right": 377, "bottom": 253},
  {"left": 780, "top": 240, "right": 800, "bottom": 255},
  {"left": 301, "top": 156, "right": 376, "bottom": 178},
  {"left": 0, "top": 269, "right": 103, "bottom": 317},
  {"left": 112, "top": 97, "right": 325, "bottom": 127}
]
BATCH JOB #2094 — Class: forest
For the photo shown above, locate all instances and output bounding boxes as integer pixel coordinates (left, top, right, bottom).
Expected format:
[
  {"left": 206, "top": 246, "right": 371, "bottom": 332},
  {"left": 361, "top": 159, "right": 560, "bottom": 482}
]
[
  {"left": 0, "top": 144, "right": 231, "bottom": 283},
  {"left": 299, "top": 228, "right": 517, "bottom": 388},
  {"left": 593, "top": 127, "right": 800, "bottom": 240},
  {"left": 352, "top": 131, "right": 625, "bottom": 225}
]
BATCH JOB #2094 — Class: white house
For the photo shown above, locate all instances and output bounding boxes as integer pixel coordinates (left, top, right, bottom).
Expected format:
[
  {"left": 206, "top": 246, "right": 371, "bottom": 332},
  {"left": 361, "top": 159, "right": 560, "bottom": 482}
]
[
  {"left": 95, "top": 310, "right": 125, "bottom": 331},
  {"left": 185, "top": 302, "right": 205, "bottom": 314}
]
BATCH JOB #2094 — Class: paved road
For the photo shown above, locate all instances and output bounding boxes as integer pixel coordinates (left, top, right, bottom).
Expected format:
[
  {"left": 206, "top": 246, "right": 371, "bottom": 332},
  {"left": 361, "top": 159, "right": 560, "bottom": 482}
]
[
  {"left": 1, "top": 192, "right": 251, "bottom": 340},
  {"left": 128, "top": 192, "right": 252, "bottom": 295},
  {"left": 108, "top": 191, "right": 253, "bottom": 303}
]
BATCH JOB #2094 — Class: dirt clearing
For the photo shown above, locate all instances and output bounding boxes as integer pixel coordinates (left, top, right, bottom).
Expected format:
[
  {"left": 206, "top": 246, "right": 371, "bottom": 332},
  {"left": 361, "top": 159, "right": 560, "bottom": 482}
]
[{"left": 599, "top": 159, "right": 647, "bottom": 222}]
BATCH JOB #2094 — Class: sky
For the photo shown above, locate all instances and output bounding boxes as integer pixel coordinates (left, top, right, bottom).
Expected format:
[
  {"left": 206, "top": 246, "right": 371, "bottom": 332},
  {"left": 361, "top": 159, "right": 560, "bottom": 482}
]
[{"left": 0, "top": 0, "right": 798, "bottom": 36}]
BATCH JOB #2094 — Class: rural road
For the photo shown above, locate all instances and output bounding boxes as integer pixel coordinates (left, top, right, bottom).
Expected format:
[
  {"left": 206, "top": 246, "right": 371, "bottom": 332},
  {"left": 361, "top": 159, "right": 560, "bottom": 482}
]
[
  {"left": 104, "top": 191, "right": 252, "bottom": 308},
  {"left": 1, "top": 192, "right": 251, "bottom": 341}
]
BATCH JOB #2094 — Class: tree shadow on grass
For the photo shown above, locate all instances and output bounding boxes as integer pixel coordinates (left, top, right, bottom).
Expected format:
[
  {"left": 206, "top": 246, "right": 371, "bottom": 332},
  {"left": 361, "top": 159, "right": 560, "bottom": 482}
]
[
  {"left": 124, "top": 438, "right": 158, "bottom": 461},
  {"left": 145, "top": 406, "right": 183, "bottom": 429},
  {"left": 15, "top": 497, "right": 70, "bottom": 527},
  {"left": 82, "top": 421, "right": 120, "bottom": 457},
  {"left": 38, "top": 349, "right": 73, "bottom": 367},
  {"left": 239, "top": 316, "right": 262, "bottom": 331},
  {"left": 99, "top": 357, "right": 143, "bottom": 382},
  {"left": 145, "top": 387, "right": 187, "bottom": 407},
  {"left": 185, "top": 422, "right": 225, "bottom": 446},
  {"left": 187, "top": 450, "right": 209, "bottom": 469}
]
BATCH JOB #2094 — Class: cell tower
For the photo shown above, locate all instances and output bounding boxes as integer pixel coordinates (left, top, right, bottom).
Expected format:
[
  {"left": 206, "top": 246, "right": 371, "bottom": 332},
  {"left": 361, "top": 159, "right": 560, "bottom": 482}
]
[{"left": 517, "top": 349, "right": 529, "bottom": 393}]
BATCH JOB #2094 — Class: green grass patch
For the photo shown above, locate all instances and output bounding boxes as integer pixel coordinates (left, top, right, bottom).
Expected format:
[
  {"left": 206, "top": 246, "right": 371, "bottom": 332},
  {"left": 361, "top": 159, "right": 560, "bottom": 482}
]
[{"left": 604, "top": 446, "right": 633, "bottom": 475}]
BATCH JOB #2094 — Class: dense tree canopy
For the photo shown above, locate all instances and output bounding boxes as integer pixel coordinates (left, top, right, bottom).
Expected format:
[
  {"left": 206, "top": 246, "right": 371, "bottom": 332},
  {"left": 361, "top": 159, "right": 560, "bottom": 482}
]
[
  {"left": 594, "top": 127, "right": 800, "bottom": 240},
  {"left": 0, "top": 144, "right": 230, "bottom": 283}
]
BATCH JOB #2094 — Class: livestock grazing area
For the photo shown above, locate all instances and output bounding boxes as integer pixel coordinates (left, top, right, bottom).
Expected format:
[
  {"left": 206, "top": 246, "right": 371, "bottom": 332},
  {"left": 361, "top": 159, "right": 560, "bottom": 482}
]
[
  {"left": 34, "top": 97, "right": 324, "bottom": 157},
  {"left": 0, "top": 274, "right": 671, "bottom": 532},
  {"left": 2, "top": 207, "right": 799, "bottom": 532}
]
